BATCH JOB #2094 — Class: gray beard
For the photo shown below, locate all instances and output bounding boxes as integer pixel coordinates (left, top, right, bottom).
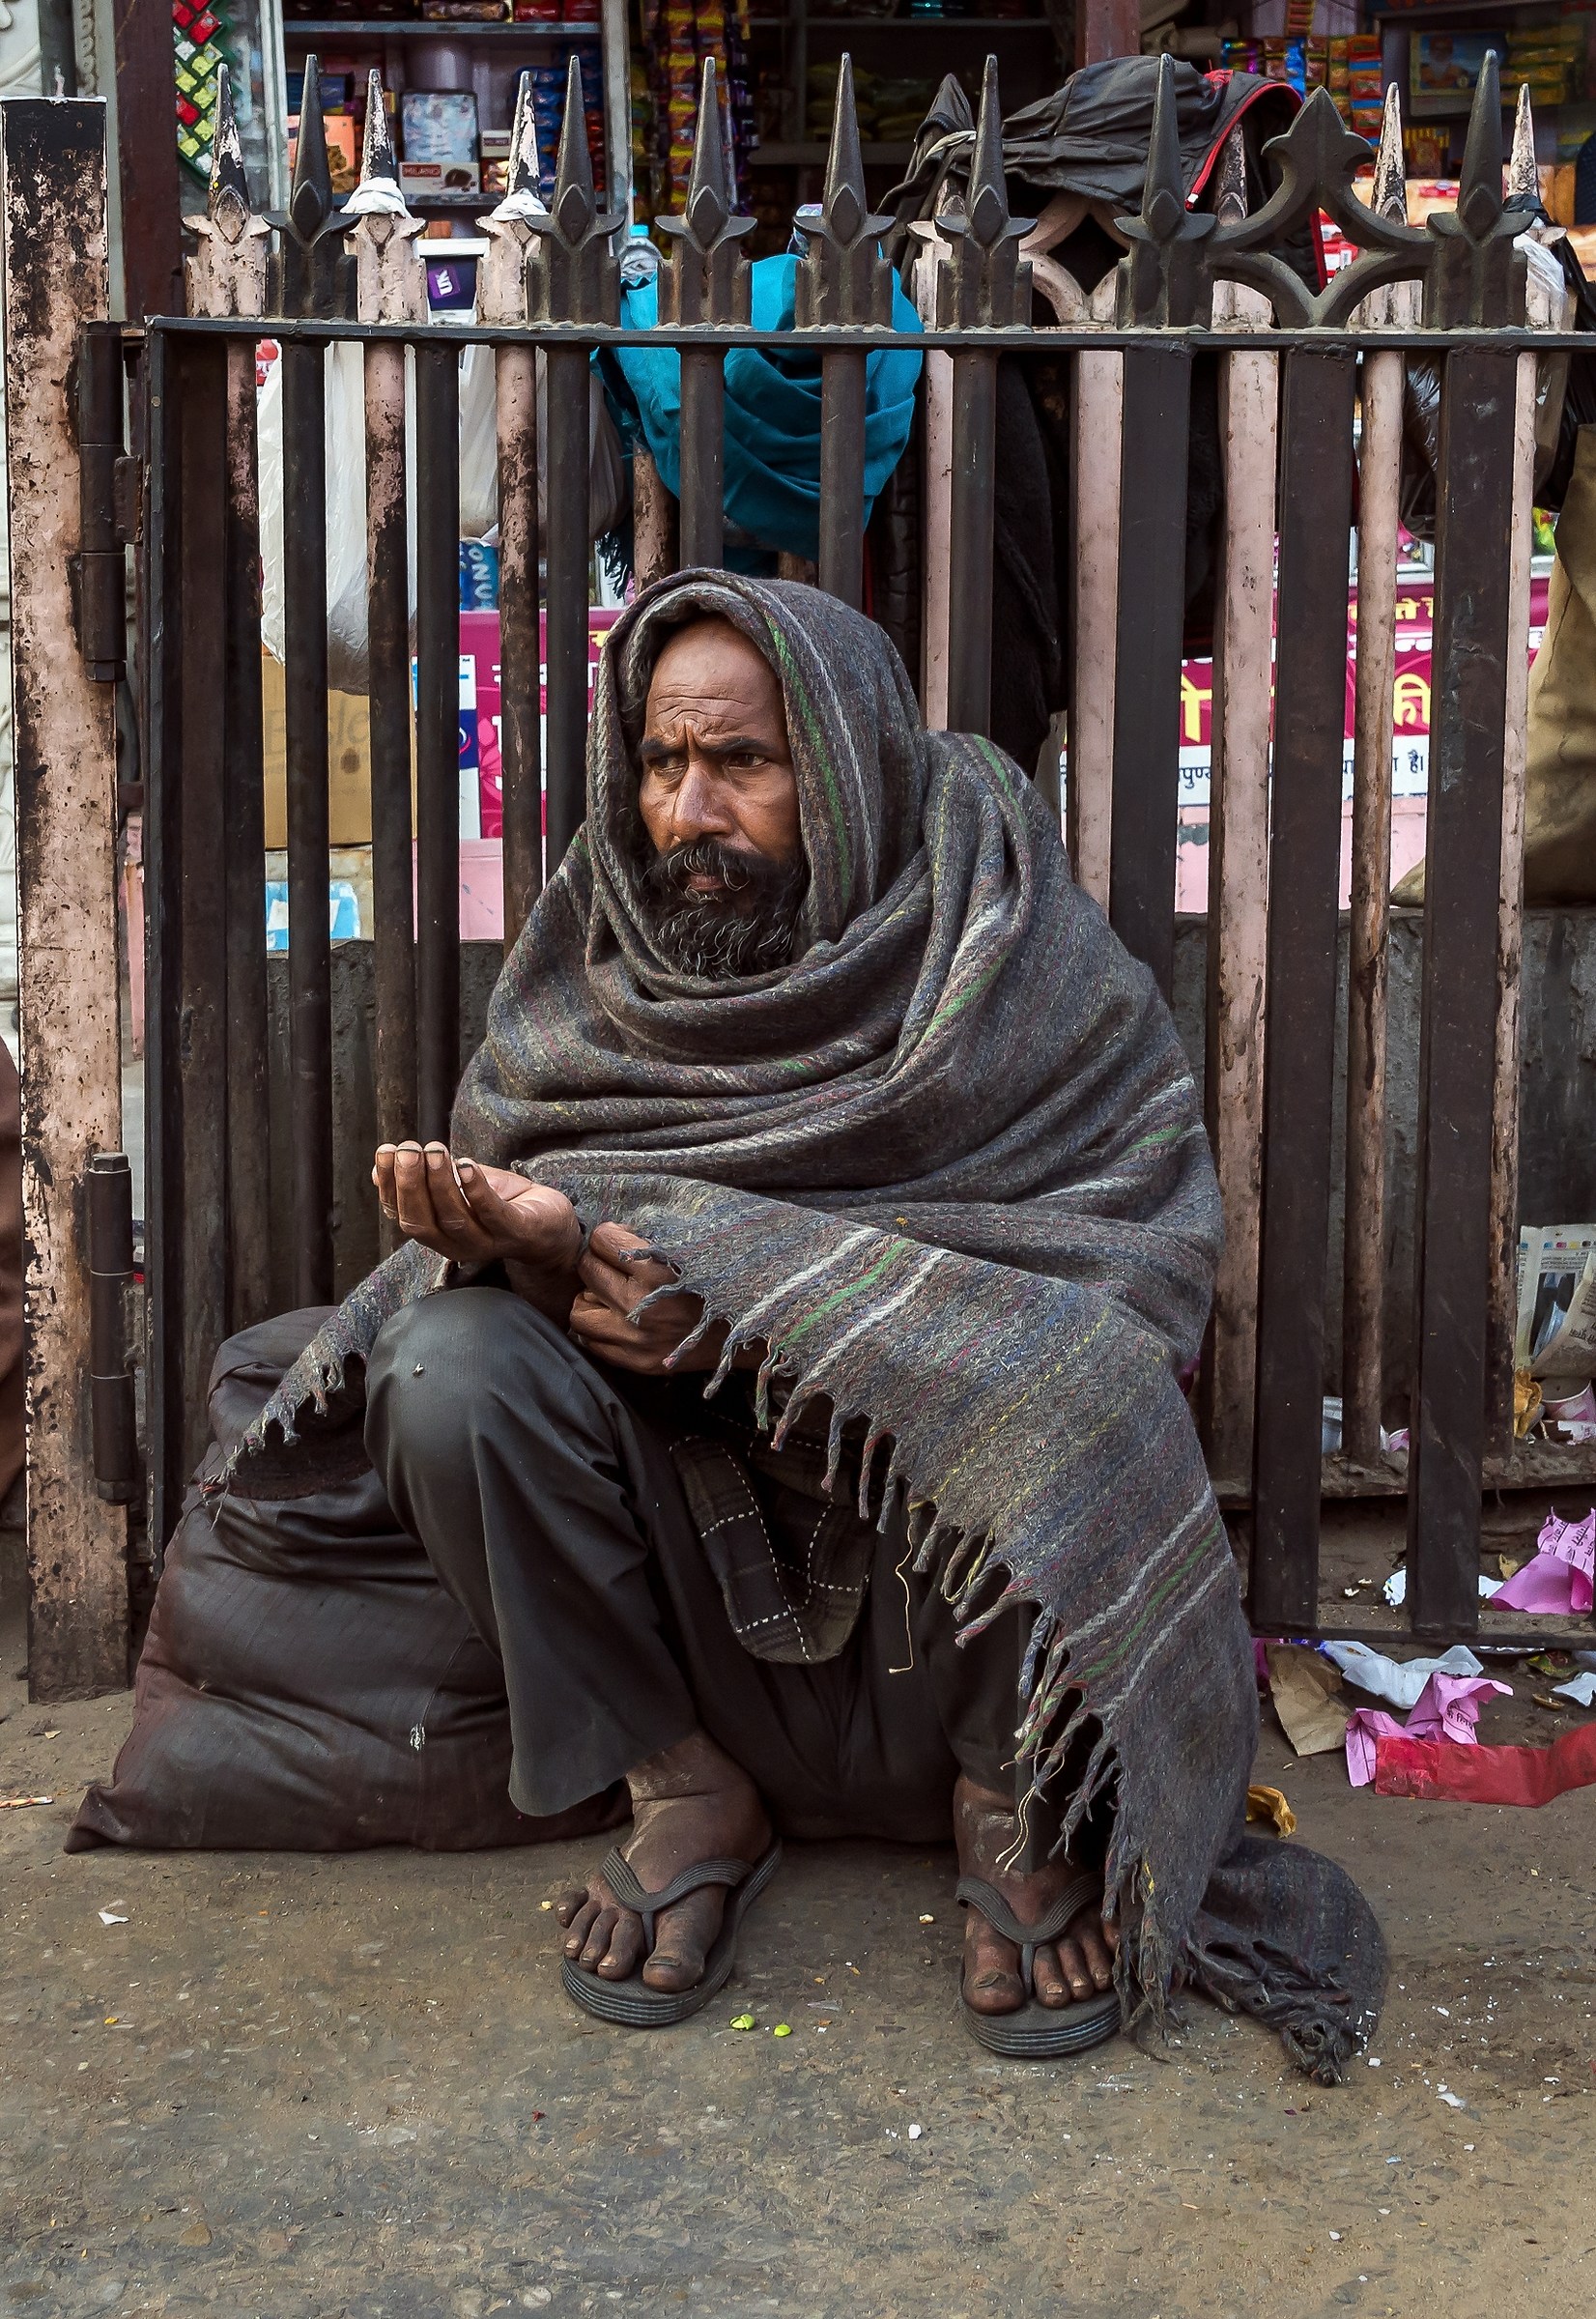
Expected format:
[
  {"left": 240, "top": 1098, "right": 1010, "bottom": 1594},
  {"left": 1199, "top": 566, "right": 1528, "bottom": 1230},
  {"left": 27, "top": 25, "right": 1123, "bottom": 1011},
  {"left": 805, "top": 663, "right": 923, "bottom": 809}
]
[{"left": 638, "top": 836, "right": 809, "bottom": 981}]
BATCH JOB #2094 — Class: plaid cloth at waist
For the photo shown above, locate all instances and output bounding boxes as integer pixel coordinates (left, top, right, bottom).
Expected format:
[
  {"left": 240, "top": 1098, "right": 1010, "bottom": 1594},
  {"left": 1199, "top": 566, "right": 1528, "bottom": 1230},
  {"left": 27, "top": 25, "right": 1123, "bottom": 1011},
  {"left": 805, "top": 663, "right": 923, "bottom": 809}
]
[{"left": 662, "top": 1378, "right": 887, "bottom": 1667}]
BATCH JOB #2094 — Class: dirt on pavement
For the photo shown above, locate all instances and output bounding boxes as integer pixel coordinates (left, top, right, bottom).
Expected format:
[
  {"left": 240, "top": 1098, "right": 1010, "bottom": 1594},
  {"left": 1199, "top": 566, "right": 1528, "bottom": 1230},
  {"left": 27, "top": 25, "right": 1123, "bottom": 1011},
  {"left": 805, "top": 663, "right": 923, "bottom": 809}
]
[{"left": 3, "top": 1577, "right": 1595, "bottom": 2319}]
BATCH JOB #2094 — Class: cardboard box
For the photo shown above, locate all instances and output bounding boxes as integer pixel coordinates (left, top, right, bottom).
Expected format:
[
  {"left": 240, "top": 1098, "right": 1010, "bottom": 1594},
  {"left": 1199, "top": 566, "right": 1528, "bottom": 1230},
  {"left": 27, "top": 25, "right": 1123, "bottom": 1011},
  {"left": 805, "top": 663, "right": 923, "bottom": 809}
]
[
  {"left": 399, "top": 159, "right": 481, "bottom": 203},
  {"left": 261, "top": 651, "right": 378, "bottom": 849}
]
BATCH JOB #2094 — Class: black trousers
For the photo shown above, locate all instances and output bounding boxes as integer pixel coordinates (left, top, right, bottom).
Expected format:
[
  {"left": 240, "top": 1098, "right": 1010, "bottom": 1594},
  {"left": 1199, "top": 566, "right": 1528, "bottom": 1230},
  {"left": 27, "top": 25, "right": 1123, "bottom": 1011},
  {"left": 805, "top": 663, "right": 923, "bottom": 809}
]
[{"left": 364, "top": 1287, "right": 1028, "bottom": 1844}]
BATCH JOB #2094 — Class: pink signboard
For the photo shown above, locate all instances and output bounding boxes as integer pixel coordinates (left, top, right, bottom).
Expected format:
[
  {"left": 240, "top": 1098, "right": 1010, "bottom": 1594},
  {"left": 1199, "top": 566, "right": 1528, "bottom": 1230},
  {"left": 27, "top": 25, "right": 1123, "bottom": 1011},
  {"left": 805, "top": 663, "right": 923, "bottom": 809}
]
[{"left": 459, "top": 607, "right": 620, "bottom": 845}]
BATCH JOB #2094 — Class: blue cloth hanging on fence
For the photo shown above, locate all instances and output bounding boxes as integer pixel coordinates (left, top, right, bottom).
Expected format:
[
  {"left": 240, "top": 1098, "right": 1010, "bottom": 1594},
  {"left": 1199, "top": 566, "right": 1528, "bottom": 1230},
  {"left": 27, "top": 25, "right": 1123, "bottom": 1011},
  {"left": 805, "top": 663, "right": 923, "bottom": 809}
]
[{"left": 601, "top": 255, "right": 924, "bottom": 568}]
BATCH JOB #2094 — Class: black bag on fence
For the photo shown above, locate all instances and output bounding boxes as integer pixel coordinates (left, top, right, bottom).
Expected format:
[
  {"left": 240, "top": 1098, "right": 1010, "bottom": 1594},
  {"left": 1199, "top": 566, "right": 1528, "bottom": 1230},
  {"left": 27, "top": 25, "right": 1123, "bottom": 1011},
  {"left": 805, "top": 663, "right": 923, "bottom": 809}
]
[{"left": 69, "top": 1308, "right": 626, "bottom": 1854}]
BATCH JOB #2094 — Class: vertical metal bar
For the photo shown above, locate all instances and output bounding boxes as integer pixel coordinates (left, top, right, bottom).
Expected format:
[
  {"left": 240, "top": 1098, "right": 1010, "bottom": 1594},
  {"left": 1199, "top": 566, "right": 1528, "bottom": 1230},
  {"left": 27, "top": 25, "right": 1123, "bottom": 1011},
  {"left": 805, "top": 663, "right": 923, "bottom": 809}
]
[
  {"left": 414, "top": 340, "right": 462, "bottom": 1144},
  {"left": 223, "top": 334, "right": 271, "bottom": 1332},
  {"left": 920, "top": 346, "right": 954, "bottom": 725},
  {"left": 1069, "top": 346, "right": 1122, "bottom": 909},
  {"left": 1201, "top": 346, "right": 1278, "bottom": 1491},
  {"left": 633, "top": 444, "right": 679, "bottom": 589},
  {"left": 545, "top": 342, "right": 591, "bottom": 870},
  {"left": 144, "top": 329, "right": 182, "bottom": 1562},
  {"left": 817, "top": 347, "right": 866, "bottom": 609},
  {"left": 496, "top": 342, "right": 542, "bottom": 949},
  {"left": 1341, "top": 348, "right": 1403, "bottom": 1466},
  {"left": 365, "top": 339, "right": 417, "bottom": 1156},
  {"left": 175, "top": 338, "right": 231, "bottom": 1461},
  {"left": 1487, "top": 350, "right": 1540, "bottom": 1458},
  {"left": 1248, "top": 348, "right": 1357, "bottom": 1635},
  {"left": 0, "top": 99, "right": 127, "bottom": 1695},
  {"left": 88, "top": 1153, "right": 138, "bottom": 1502},
  {"left": 678, "top": 347, "right": 726, "bottom": 571},
  {"left": 1108, "top": 343, "right": 1190, "bottom": 1001},
  {"left": 1407, "top": 348, "right": 1518, "bottom": 1638},
  {"left": 282, "top": 337, "right": 334, "bottom": 1303},
  {"left": 945, "top": 349, "right": 997, "bottom": 736}
]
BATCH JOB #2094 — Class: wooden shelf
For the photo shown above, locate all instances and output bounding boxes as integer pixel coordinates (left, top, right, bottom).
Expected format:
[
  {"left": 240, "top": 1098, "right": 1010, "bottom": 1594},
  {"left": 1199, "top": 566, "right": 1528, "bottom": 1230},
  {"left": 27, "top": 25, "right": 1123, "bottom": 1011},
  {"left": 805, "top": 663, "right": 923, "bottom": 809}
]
[{"left": 282, "top": 16, "right": 603, "bottom": 36}]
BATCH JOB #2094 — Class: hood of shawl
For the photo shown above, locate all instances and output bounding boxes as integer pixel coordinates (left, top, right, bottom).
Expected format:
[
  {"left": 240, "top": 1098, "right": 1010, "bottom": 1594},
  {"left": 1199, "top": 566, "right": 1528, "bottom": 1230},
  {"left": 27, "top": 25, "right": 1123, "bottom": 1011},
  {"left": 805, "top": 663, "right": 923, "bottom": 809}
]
[{"left": 586, "top": 571, "right": 929, "bottom": 954}]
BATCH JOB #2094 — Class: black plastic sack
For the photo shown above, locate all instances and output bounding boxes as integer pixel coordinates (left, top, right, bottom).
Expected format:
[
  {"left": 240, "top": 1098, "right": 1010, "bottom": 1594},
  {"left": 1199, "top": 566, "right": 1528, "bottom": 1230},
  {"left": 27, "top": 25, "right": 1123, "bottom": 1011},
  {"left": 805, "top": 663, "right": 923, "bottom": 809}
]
[
  {"left": 1402, "top": 236, "right": 1596, "bottom": 540},
  {"left": 69, "top": 1309, "right": 626, "bottom": 1854}
]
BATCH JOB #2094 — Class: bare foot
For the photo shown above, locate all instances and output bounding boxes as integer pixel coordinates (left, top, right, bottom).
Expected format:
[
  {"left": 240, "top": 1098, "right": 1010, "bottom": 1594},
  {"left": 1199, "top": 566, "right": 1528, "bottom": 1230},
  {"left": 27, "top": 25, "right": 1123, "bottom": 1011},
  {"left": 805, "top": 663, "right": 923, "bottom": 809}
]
[
  {"left": 556, "top": 1731, "right": 770, "bottom": 1994},
  {"left": 955, "top": 1771, "right": 1119, "bottom": 2015}
]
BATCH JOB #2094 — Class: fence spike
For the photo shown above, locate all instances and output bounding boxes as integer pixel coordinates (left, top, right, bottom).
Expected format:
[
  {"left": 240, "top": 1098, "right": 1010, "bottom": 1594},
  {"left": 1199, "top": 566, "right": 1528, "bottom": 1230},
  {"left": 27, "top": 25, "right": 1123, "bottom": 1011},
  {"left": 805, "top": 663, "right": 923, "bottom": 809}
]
[
  {"left": 185, "top": 54, "right": 271, "bottom": 311},
  {"left": 289, "top": 51, "right": 337, "bottom": 245},
  {"left": 208, "top": 61, "right": 251, "bottom": 244},
  {"left": 659, "top": 53, "right": 755, "bottom": 324},
  {"left": 502, "top": 69, "right": 544, "bottom": 211},
  {"left": 358, "top": 68, "right": 400, "bottom": 189},
  {"left": 1371, "top": 80, "right": 1408, "bottom": 222},
  {"left": 685, "top": 56, "right": 731, "bottom": 246},
  {"left": 523, "top": 47, "right": 621, "bottom": 324},
  {"left": 1211, "top": 122, "right": 1248, "bottom": 232},
  {"left": 792, "top": 49, "right": 894, "bottom": 325},
  {"left": 967, "top": 51, "right": 1009, "bottom": 250},
  {"left": 1507, "top": 82, "right": 1538, "bottom": 211},
  {"left": 822, "top": 52, "right": 868, "bottom": 250},
  {"left": 928, "top": 53, "right": 1031, "bottom": 328},
  {"left": 345, "top": 68, "right": 427, "bottom": 319},
  {"left": 1457, "top": 45, "right": 1505, "bottom": 239},
  {"left": 1141, "top": 51, "right": 1185, "bottom": 244},
  {"left": 552, "top": 50, "right": 596, "bottom": 243}
]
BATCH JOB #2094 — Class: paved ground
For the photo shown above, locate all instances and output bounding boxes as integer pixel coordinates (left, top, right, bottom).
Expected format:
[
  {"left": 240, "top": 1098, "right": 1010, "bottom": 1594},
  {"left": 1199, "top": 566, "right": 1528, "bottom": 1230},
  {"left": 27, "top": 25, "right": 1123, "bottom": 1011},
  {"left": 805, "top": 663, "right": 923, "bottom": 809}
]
[{"left": 5, "top": 1562, "right": 1596, "bottom": 2319}]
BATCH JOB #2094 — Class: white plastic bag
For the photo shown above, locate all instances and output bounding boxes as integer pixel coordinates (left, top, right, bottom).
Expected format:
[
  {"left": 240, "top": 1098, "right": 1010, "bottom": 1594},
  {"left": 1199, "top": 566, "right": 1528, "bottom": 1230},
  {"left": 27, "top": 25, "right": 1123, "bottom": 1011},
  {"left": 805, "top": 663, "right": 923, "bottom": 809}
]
[{"left": 260, "top": 338, "right": 627, "bottom": 695}]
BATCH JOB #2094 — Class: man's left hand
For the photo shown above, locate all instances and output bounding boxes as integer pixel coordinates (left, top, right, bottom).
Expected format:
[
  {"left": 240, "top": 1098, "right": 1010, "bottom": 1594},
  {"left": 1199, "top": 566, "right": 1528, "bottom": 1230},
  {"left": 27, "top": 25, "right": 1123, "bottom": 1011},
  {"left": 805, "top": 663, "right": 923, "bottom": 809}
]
[{"left": 568, "top": 1221, "right": 722, "bottom": 1375}]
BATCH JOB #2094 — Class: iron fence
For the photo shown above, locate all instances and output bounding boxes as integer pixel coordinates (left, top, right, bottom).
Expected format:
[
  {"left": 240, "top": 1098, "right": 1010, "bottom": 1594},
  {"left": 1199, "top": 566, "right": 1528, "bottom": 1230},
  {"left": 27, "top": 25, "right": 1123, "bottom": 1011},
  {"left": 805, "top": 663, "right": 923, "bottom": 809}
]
[{"left": 3, "top": 41, "right": 1590, "bottom": 1693}]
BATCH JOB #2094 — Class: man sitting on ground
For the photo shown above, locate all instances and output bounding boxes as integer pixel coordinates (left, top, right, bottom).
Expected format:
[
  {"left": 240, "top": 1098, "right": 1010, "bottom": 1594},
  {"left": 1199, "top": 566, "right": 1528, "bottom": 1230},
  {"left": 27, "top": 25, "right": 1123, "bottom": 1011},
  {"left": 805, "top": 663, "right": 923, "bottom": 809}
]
[{"left": 239, "top": 574, "right": 1384, "bottom": 2073}]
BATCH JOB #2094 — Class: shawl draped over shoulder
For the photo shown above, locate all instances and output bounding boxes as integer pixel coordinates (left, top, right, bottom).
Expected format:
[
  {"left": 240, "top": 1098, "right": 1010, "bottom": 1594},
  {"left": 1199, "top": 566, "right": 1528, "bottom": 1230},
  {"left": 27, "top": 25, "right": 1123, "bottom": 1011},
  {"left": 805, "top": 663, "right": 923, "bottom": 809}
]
[{"left": 225, "top": 570, "right": 1386, "bottom": 2079}]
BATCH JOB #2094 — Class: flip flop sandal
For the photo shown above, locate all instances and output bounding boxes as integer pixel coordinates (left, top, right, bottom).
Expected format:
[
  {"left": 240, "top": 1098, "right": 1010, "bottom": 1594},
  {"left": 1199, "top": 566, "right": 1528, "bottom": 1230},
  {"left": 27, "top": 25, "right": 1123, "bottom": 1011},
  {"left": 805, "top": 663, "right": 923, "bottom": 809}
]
[
  {"left": 559, "top": 1841, "right": 784, "bottom": 2028},
  {"left": 955, "top": 1871, "right": 1123, "bottom": 2059}
]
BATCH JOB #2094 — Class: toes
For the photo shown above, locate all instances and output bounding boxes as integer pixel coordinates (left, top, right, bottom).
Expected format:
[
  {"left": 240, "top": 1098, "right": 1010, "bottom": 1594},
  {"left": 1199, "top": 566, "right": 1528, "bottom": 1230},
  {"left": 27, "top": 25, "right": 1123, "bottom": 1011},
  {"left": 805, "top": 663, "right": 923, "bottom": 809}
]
[
  {"left": 1032, "top": 1947, "right": 1072, "bottom": 2010},
  {"left": 962, "top": 1919, "right": 1026, "bottom": 2014},
  {"left": 578, "top": 1906, "right": 620, "bottom": 1972},
  {"left": 560, "top": 1897, "right": 599, "bottom": 1955},
  {"left": 1077, "top": 1921, "right": 1117, "bottom": 1991},
  {"left": 596, "top": 1912, "right": 644, "bottom": 1981},
  {"left": 1054, "top": 1935, "right": 1095, "bottom": 2002},
  {"left": 555, "top": 1886, "right": 589, "bottom": 1931},
  {"left": 963, "top": 1964, "right": 1028, "bottom": 2015}
]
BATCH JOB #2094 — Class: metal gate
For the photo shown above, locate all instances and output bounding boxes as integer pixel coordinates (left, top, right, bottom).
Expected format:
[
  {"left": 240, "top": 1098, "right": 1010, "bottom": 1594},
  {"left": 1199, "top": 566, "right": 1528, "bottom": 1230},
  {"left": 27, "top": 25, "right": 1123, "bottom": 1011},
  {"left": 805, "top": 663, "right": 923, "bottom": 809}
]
[{"left": 1, "top": 47, "right": 1587, "bottom": 1697}]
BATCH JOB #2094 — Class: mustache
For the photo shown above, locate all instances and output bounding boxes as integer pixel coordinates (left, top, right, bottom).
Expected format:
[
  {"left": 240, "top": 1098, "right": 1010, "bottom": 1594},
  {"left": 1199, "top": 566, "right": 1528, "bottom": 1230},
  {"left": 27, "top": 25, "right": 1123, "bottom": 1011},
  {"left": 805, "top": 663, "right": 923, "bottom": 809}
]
[
  {"left": 637, "top": 836, "right": 809, "bottom": 980},
  {"left": 641, "top": 836, "right": 795, "bottom": 906}
]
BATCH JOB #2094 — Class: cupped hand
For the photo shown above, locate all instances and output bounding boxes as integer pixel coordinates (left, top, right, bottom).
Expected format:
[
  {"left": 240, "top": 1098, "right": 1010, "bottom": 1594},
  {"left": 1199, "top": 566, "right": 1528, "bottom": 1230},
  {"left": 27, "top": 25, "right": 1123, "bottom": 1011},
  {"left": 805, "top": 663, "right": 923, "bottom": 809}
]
[
  {"left": 373, "top": 1141, "right": 582, "bottom": 1274},
  {"left": 567, "top": 1219, "right": 721, "bottom": 1376}
]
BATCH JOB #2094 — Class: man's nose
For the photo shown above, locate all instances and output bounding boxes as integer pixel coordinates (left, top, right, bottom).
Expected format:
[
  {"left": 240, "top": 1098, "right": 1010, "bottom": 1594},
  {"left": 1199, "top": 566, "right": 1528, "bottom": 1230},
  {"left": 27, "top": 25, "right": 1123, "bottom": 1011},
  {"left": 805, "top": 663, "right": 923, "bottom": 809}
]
[{"left": 670, "top": 754, "right": 735, "bottom": 842}]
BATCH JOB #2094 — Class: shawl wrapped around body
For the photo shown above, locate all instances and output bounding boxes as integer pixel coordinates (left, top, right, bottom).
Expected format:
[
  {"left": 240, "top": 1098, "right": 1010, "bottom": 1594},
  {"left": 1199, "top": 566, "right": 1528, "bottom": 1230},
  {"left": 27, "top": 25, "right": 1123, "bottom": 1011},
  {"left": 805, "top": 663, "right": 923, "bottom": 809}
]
[{"left": 228, "top": 571, "right": 1385, "bottom": 2078}]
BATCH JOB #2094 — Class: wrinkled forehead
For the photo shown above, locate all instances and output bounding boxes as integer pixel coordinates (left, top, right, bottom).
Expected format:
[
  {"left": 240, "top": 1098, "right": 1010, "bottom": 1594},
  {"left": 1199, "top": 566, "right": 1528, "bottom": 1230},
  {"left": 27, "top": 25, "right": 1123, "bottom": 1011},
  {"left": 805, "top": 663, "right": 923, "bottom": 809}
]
[{"left": 617, "top": 589, "right": 785, "bottom": 747}]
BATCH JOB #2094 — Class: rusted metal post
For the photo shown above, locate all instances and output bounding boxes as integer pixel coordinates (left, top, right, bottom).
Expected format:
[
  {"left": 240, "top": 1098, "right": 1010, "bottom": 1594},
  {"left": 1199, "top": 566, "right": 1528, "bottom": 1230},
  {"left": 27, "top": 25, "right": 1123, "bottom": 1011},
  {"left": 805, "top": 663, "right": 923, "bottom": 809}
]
[
  {"left": 1069, "top": 348, "right": 1122, "bottom": 907},
  {"left": 1203, "top": 137, "right": 1277, "bottom": 1488},
  {"left": 187, "top": 68, "right": 274, "bottom": 1335},
  {"left": 1341, "top": 91, "right": 1411, "bottom": 1469},
  {"left": 0, "top": 100, "right": 128, "bottom": 1698},
  {"left": 348, "top": 77, "right": 425, "bottom": 1188},
  {"left": 480, "top": 74, "right": 545, "bottom": 948}
]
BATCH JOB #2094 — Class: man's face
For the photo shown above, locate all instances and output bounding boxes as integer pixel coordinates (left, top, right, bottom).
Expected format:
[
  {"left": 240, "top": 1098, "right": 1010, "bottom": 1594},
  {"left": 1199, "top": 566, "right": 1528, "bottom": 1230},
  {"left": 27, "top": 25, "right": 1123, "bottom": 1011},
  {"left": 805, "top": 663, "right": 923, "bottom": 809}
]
[{"left": 635, "top": 618, "right": 808, "bottom": 977}]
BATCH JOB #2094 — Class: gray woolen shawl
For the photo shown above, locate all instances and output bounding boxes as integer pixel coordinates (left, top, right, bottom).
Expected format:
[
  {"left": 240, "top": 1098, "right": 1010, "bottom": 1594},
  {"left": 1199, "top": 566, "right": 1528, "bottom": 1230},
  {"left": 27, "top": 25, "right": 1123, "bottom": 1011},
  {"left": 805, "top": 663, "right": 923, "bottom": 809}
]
[{"left": 228, "top": 571, "right": 1386, "bottom": 2079}]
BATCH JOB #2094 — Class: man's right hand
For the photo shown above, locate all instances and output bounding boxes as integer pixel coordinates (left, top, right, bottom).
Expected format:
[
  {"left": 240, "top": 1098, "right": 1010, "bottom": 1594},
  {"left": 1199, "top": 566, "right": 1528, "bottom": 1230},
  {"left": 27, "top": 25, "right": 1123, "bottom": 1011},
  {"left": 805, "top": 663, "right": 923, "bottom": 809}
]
[{"left": 372, "top": 1142, "right": 582, "bottom": 1277}]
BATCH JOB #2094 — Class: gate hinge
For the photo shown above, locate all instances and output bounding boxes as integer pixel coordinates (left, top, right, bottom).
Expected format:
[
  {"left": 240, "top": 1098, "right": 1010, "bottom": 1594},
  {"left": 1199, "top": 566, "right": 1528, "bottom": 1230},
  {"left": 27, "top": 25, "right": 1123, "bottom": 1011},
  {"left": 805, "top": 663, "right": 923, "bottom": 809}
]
[{"left": 71, "top": 323, "right": 131, "bottom": 684}]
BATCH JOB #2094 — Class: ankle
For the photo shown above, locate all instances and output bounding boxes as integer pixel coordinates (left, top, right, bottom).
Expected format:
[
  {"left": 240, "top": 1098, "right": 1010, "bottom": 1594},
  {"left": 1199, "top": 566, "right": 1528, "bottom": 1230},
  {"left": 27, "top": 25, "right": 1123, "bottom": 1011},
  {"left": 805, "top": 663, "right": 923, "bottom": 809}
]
[{"left": 626, "top": 1727, "right": 755, "bottom": 1807}]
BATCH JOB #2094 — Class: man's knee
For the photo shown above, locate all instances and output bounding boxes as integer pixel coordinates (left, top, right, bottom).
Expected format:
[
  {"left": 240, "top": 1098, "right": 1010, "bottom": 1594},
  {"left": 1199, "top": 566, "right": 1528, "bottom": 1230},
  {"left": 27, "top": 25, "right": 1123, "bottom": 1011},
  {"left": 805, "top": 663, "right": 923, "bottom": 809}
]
[{"left": 365, "top": 1286, "right": 598, "bottom": 1486}]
